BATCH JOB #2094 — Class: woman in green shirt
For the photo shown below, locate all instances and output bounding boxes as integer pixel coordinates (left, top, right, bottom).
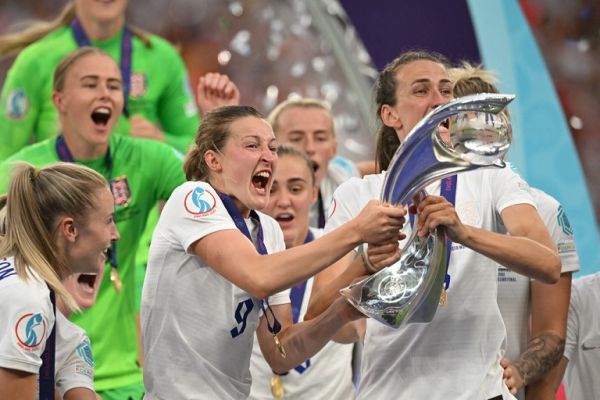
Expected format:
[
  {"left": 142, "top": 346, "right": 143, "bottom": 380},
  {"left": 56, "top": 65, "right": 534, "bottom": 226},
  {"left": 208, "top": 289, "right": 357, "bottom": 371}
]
[
  {"left": 0, "top": 46, "right": 187, "bottom": 400},
  {"left": 0, "top": 0, "right": 199, "bottom": 161}
]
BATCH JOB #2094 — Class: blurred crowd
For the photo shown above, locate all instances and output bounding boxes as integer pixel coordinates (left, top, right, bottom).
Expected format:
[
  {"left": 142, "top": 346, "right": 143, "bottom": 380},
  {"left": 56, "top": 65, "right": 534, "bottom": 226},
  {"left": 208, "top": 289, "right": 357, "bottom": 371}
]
[{"left": 521, "top": 0, "right": 600, "bottom": 226}]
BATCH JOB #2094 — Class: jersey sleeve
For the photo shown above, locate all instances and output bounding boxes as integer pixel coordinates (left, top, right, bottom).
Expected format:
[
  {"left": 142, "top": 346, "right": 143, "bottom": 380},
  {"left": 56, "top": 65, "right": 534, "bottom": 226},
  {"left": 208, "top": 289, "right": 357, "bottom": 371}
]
[
  {"left": 324, "top": 178, "right": 363, "bottom": 234},
  {"left": 161, "top": 182, "right": 237, "bottom": 253},
  {"left": 142, "top": 140, "right": 186, "bottom": 200},
  {"left": 153, "top": 39, "right": 199, "bottom": 154},
  {"left": 267, "top": 289, "right": 291, "bottom": 307},
  {"left": 489, "top": 165, "right": 536, "bottom": 214},
  {"left": 0, "top": 276, "right": 54, "bottom": 374},
  {"left": 0, "top": 52, "right": 42, "bottom": 161},
  {"left": 55, "top": 314, "right": 95, "bottom": 398},
  {"left": 330, "top": 155, "right": 360, "bottom": 179},
  {"left": 0, "top": 159, "right": 16, "bottom": 193},
  {"left": 542, "top": 204, "right": 580, "bottom": 274}
]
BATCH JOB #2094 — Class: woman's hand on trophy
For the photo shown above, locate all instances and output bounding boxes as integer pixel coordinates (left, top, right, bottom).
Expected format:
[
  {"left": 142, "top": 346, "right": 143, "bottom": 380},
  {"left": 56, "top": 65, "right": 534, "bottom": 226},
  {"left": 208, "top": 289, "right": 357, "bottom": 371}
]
[
  {"left": 361, "top": 241, "right": 401, "bottom": 274},
  {"left": 331, "top": 292, "right": 368, "bottom": 322},
  {"left": 411, "top": 194, "right": 469, "bottom": 243},
  {"left": 353, "top": 200, "right": 406, "bottom": 244}
]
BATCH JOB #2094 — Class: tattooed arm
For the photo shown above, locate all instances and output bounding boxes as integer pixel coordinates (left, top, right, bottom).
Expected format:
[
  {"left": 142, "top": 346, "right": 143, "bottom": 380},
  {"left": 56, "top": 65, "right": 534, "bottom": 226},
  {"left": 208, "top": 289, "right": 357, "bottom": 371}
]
[
  {"left": 501, "top": 273, "right": 572, "bottom": 397},
  {"left": 502, "top": 333, "right": 565, "bottom": 392},
  {"left": 525, "top": 355, "right": 569, "bottom": 400}
]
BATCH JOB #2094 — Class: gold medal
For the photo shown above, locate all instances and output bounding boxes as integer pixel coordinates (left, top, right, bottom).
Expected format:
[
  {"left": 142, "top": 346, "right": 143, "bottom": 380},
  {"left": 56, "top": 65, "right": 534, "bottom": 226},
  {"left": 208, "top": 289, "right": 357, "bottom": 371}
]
[
  {"left": 273, "top": 334, "right": 287, "bottom": 358},
  {"left": 439, "top": 287, "right": 448, "bottom": 306},
  {"left": 271, "top": 374, "right": 284, "bottom": 399},
  {"left": 110, "top": 267, "right": 123, "bottom": 292}
]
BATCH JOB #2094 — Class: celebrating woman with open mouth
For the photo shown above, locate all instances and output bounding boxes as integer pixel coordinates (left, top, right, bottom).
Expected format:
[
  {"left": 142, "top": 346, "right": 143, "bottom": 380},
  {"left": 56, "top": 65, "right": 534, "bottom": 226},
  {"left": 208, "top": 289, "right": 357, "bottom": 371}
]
[
  {"left": 0, "top": 162, "right": 119, "bottom": 399},
  {"left": 141, "top": 105, "right": 406, "bottom": 399}
]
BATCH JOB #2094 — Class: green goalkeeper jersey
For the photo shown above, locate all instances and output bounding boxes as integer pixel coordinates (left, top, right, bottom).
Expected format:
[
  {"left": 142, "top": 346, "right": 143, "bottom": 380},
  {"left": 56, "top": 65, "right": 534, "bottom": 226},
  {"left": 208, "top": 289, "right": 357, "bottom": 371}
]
[
  {"left": 0, "top": 134, "right": 185, "bottom": 391},
  {"left": 0, "top": 25, "right": 199, "bottom": 161}
]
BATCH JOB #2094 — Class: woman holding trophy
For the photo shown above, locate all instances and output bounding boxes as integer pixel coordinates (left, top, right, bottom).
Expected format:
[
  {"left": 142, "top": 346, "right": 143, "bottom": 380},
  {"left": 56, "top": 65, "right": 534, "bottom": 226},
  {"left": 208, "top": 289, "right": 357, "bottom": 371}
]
[{"left": 306, "top": 50, "right": 561, "bottom": 399}]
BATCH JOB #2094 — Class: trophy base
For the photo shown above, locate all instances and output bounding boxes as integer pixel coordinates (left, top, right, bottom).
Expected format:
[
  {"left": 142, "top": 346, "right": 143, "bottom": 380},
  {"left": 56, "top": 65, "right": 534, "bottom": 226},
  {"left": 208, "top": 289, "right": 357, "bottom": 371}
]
[{"left": 340, "top": 229, "right": 447, "bottom": 329}]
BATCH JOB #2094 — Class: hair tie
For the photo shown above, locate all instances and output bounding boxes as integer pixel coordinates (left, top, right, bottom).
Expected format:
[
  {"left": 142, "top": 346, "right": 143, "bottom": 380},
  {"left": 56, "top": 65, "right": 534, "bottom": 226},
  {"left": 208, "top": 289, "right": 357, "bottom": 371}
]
[{"left": 30, "top": 168, "right": 42, "bottom": 182}]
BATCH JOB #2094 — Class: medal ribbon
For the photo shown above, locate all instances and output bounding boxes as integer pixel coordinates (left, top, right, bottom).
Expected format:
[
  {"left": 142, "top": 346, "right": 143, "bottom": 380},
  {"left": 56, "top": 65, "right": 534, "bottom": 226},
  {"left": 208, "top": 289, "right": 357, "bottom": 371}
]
[
  {"left": 38, "top": 289, "right": 55, "bottom": 400},
  {"left": 276, "top": 231, "right": 314, "bottom": 377},
  {"left": 317, "top": 192, "right": 325, "bottom": 229},
  {"left": 289, "top": 230, "right": 314, "bottom": 324},
  {"left": 409, "top": 175, "right": 457, "bottom": 290},
  {"left": 215, "top": 190, "right": 282, "bottom": 336},
  {"left": 70, "top": 17, "right": 132, "bottom": 117}
]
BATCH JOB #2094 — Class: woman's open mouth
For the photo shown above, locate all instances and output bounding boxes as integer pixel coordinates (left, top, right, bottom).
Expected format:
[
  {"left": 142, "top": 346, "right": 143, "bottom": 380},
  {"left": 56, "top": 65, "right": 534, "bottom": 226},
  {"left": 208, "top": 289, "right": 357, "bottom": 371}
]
[
  {"left": 91, "top": 106, "right": 111, "bottom": 127},
  {"left": 77, "top": 273, "right": 99, "bottom": 295},
  {"left": 311, "top": 161, "right": 320, "bottom": 173},
  {"left": 275, "top": 213, "right": 294, "bottom": 223},
  {"left": 251, "top": 171, "right": 271, "bottom": 195}
]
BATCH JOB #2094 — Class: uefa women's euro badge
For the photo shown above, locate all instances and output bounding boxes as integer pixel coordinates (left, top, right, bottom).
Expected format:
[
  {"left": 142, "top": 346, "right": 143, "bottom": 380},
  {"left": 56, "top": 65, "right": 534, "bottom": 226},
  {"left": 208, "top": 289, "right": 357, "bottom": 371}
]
[{"left": 341, "top": 93, "right": 514, "bottom": 329}]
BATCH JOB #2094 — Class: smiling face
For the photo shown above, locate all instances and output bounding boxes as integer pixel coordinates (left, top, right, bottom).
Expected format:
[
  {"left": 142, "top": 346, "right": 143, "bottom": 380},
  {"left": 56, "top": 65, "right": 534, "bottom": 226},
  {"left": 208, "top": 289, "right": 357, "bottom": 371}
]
[
  {"left": 382, "top": 60, "right": 453, "bottom": 142},
  {"left": 207, "top": 116, "right": 278, "bottom": 216},
  {"left": 63, "top": 186, "right": 119, "bottom": 275},
  {"left": 274, "top": 106, "right": 336, "bottom": 187},
  {"left": 53, "top": 51, "right": 123, "bottom": 159},
  {"left": 263, "top": 154, "right": 317, "bottom": 248}
]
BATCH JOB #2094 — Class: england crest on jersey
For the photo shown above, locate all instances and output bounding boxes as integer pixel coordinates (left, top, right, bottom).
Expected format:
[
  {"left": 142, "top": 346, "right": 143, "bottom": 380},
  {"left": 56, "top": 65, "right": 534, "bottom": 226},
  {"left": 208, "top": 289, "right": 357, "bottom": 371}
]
[
  {"left": 110, "top": 176, "right": 131, "bottom": 207},
  {"left": 130, "top": 73, "right": 147, "bottom": 97}
]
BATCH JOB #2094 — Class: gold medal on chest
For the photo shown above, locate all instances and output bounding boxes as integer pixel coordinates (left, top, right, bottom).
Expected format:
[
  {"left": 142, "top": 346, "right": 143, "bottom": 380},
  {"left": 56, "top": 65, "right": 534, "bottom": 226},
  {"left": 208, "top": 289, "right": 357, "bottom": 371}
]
[
  {"left": 271, "top": 374, "right": 284, "bottom": 399},
  {"left": 110, "top": 267, "right": 123, "bottom": 292}
]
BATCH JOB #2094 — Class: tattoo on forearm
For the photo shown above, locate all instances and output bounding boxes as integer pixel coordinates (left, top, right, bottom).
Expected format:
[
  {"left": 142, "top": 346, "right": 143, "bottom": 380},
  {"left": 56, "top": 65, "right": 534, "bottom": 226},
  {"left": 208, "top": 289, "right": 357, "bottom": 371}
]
[{"left": 513, "top": 332, "right": 565, "bottom": 386}]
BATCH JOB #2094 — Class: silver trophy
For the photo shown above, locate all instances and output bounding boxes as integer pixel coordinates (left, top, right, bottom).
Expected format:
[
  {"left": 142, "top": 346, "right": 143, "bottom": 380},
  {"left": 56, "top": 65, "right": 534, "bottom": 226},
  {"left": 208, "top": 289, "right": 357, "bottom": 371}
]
[{"left": 341, "top": 93, "right": 514, "bottom": 328}]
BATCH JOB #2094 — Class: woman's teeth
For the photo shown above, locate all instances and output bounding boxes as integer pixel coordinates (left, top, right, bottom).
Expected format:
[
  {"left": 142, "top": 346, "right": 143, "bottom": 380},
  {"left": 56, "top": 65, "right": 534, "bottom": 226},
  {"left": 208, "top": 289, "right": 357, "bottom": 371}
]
[
  {"left": 91, "top": 107, "right": 111, "bottom": 125},
  {"left": 276, "top": 213, "right": 294, "bottom": 222},
  {"left": 252, "top": 171, "right": 271, "bottom": 192}
]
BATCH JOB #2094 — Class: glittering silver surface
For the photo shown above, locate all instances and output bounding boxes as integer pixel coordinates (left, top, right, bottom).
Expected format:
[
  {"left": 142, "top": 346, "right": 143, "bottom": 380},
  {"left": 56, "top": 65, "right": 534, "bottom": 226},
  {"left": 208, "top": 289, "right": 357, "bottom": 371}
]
[{"left": 128, "top": 0, "right": 379, "bottom": 161}]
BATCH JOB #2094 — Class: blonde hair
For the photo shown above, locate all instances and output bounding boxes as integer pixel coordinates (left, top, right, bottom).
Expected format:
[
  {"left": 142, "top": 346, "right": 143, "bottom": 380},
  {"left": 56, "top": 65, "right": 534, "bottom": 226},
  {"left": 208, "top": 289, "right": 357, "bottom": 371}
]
[
  {"left": 449, "top": 62, "right": 499, "bottom": 97},
  {"left": 0, "top": 2, "right": 151, "bottom": 59},
  {"left": 54, "top": 47, "right": 113, "bottom": 91},
  {"left": 449, "top": 62, "right": 512, "bottom": 141},
  {"left": 0, "top": 162, "right": 109, "bottom": 312},
  {"left": 268, "top": 98, "right": 335, "bottom": 137}
]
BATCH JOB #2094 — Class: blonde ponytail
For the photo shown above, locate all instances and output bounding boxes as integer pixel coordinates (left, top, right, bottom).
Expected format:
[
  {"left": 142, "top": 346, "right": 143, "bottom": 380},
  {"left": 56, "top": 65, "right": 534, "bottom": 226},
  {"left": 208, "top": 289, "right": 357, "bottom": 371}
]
[{"left": 0, "top": 162, "right": 109, "bottom": 312}]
